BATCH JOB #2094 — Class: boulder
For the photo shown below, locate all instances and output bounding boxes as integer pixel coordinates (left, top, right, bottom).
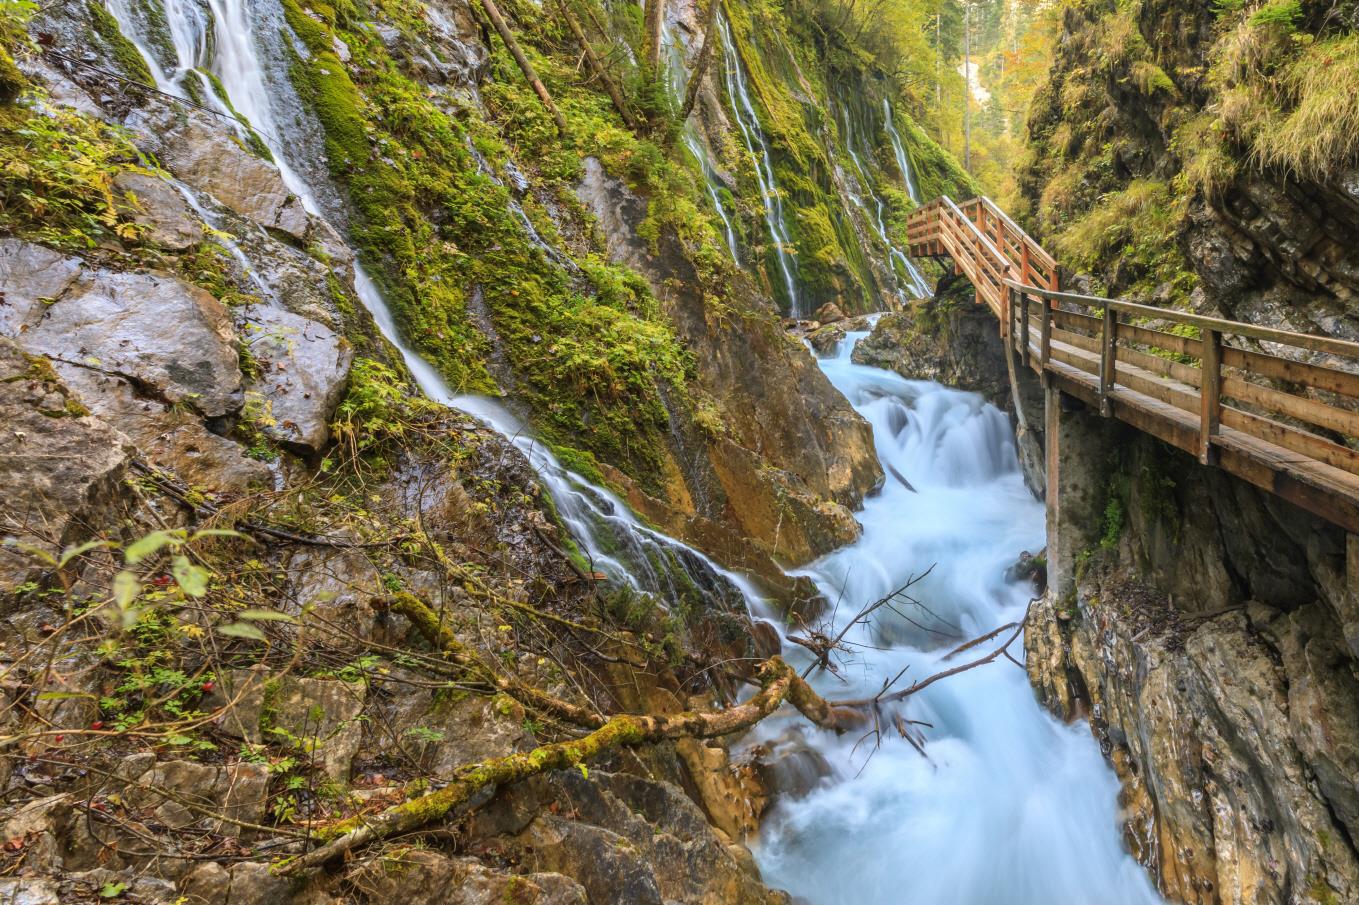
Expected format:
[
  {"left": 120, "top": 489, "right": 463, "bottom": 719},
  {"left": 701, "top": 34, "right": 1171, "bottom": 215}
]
[
  {"left": 118, "top": 757, "right": 270, "bottom": 836},
  {"left": 0, "top": 339, "right": 132, "bottom": 593},
  {"left": 113, "top": 172, "right": 204, "bottom": 250},
  {"left": 6, "top": 261, "right": 243, "bottom": 418},
  {"left": 240, "top": 305, "right": 352, "bottom": 452},
  {"left": 813, "top": 302, "right": 846, "bottom": 324},
  {"left": 178, "top": 863, "right": 292, "bottom": 905},
  {"left": 383, "top": 685, "right": 528, "bottom": 778}
]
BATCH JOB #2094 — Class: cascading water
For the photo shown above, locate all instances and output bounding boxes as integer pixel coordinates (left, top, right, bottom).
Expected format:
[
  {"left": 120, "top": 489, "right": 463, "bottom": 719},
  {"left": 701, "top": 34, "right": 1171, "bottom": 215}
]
[
  {"left": 104, "top": 0, "right": 758, "bottom": 611},
  {"left": 660, "top": 21, "right": 740, "bottom": 261},
  {"left": 716, "top": 14, "right": 801, "bottom": 316},
  {"left": 837, "top": 103, "right": 930, "bottom": 300},
  {"left": 750, "top": 327, "right": 1167, "bottom": 905},
  {"left": 883, "top": 99, "right": 922, "bottom": 206}
]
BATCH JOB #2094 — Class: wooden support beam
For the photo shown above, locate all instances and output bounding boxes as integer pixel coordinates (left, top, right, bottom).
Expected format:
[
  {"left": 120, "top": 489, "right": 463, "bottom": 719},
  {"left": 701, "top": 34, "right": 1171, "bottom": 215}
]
[
  {"left": 1020, "top": 291, "right": 1031, "bottom": 369},
  {"left": 1099, "top": 305, "right": 1117, "bottom": 417},
  {"left": 1200, "top": 328, "right": 1221, "bottom": 464}
]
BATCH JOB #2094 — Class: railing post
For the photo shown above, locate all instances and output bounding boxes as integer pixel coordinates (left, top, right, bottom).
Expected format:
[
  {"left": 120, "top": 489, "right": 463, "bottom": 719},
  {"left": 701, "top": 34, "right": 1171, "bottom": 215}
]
[
  {"left": 1199, "top": 328, "right": 1222, "bottom": 465},
  {"left": 1099, "top": 303, "right": 1117, "bottom": 417},
  {"left": 1040, "top": 291, "right": 1051, "bottom": 373},
  {"left": 1020, "top": 289, "right": 1031, "bottom": 369}
]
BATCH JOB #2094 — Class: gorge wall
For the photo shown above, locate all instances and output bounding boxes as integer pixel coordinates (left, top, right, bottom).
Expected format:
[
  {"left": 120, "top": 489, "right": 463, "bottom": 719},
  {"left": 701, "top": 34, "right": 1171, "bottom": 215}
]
[{"left": 1013, "top": 0, "right": 1359, "bottom": 900}]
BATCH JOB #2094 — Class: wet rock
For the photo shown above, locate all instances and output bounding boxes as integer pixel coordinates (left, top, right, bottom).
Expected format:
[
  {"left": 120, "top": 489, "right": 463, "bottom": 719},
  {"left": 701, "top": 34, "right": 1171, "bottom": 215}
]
[
  {"left": 131, "top": 107, "right": 309, "bottom": 240},
  {"left": 813, "top": 302, "right": 846, "bottom": 324},
  {"left": 113, "top": 172, "right": 204, "bottom": 250},
  {"left": 178, "top": 862, "right": 292, "bottom": 905},
  {"left": 50, "top": 361, "right": 270, "bottom": 495},
  {"left": 751, "top": 731, "right": 833, "bottom": 800},
  {"left": 0, "top": 338, "right": 132, "bottom": 593},
  {"left": 4, "top": 258, "right": 243, "bottom": 418},
  {"left": 0, "top": 240, "right": 84, "bottom": 336},
  {"left": 240, "top": 305, "right": 353, "bottom": 452},
  {"left": 383, "top": 686, "right": 527, "bottom": 778},
  {"left": 118, "top": 758, "right": 270, "bottom": 836},
  {"left": 0, "top": 877, "right": 61, "bottom": 905},
  {"left": 345, "top": 850, "right": 586, "bottom": 904}
]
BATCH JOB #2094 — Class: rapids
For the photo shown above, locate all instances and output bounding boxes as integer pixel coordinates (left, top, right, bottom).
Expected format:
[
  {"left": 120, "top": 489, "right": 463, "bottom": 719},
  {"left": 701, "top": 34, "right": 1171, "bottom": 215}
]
[{"left": 750, "top": 328, "right": 1166, "bottom": 905}]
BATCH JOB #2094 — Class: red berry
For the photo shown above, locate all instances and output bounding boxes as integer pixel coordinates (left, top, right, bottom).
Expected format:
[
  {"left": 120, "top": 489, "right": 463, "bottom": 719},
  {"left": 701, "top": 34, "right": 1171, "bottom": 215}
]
[
  {"left": 90, "top": 721, "right": 104, "bottom": 730},
  {"left": 52, "top": 735, "right": 63, "bottom": 743},
  {"left": 201, "top": 681, "right": 215, "bottom": 693}
]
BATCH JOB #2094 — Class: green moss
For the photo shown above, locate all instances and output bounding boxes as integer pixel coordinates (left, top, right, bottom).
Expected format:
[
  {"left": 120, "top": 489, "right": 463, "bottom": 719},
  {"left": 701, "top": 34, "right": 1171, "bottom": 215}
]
[{"left": 88, "top": 1, "right": 156, "bottom": 85}]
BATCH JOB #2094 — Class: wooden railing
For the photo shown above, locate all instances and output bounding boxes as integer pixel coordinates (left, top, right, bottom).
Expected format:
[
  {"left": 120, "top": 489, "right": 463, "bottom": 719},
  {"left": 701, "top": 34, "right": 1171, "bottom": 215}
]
[{"left": 906, "top": 196, "right": 1359, "bottom": 534}]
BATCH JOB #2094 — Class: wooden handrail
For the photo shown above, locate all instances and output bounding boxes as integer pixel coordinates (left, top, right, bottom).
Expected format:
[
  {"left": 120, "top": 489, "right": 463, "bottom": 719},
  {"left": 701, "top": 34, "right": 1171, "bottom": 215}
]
[{"left": 905, "top": 194, "right": 1359, "bottom": 534}]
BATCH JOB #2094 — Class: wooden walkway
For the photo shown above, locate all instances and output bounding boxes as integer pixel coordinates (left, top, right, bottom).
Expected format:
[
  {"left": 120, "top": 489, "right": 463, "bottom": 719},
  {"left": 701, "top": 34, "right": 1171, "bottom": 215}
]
[{"left": 906, "top": 195, "right": 1359, "bottom": 534}]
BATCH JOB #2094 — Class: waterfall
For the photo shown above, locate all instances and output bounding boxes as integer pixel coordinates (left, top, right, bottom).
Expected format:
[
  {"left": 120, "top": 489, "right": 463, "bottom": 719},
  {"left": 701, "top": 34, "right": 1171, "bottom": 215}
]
[
  {"left": 716, "top": 14, "right": 800, "bottom": 316},
  {"left": 837, "top": 102, "right": 930, "bottom": 299},
  {"left": 749, "top": 330, "right": 1167, "bottom": 905},
  {"left": 103, "top": 0, "right": 758, "bottom": 611},
  {"left": 883, "top": 98, "right": 921, "bottom": 205},
  {"left": 661, "top": 21, "right": 740, "bottom": 261}
]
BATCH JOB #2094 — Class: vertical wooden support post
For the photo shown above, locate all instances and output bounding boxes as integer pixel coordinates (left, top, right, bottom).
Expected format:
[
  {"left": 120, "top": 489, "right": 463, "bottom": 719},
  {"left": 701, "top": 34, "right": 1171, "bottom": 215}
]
[
  {"left": 1039, "top": 292, "right": 1051, "bottom": 374},
  {"left": 1020, "top": 289, "right": 1031, "bottom": 369},
  {"left": 1099, "top": 303, "right": 1116, "bottom": 416},
  {"left": 1199, "top": 328, "right": 1222, "bottom": 464}
]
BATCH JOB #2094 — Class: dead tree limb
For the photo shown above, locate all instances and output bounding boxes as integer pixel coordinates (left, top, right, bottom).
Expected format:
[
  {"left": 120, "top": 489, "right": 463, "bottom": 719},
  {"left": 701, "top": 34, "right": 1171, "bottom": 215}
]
[
  {"left": 478, "top": 0, "right": 569, "bottom": 136},
  {"left": 279, "top": 655, "right": 862, "bottom": 874},
  {"left": 557, "top": 0, "right": 639, "bottom": 131},
  {"left": 680, "top": 0, "right": 722, "bottom": 120}
]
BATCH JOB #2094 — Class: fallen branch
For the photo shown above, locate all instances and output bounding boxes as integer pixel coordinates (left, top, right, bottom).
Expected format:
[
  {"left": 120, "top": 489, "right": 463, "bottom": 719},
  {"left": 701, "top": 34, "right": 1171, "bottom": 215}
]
[{"left": 278, "top": 655, "right": 861, "bottom": 874}]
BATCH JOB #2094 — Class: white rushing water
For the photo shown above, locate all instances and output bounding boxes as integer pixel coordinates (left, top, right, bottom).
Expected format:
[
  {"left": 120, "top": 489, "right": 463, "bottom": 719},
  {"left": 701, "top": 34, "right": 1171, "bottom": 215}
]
[
  {"left": 751, "top": 329, "right": 1166, "bottom": 905},
  {"left": 105, "top": 5, "right": 1164, "bottom": 899},
  {"left": 717, "top": 14, "right": 800, "bottom": 316}
]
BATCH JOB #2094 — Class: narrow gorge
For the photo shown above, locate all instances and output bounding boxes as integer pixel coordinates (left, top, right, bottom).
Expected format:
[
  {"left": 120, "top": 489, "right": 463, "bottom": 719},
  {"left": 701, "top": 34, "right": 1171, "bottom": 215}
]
[{"left": 0, "top": 0, "right": 1356, "bottom": 902}]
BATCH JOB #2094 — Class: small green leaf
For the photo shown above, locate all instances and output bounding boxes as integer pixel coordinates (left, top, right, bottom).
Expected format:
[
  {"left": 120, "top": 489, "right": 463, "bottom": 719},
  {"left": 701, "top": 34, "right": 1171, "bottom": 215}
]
[
  {"left": 171, "top": 555, "right": 209, "bottom": 597},
  {"left": 237, "top": 609, "right": 296, "bottom": 622},
  {"left": 99, "top": 881, "right": 127, "bottom": 898},
  {"left": 189, "top": 528, "right": 246, "bottom": 542},
  {"left": 112, "top": 570, "right": 139, "bottom": 609},
  {"left": 37, "top": 691, "right": 96, "bottom": 701},
  {"left": 577, "top": 764, "right": 588, "bottom": 780},
  {"left": 58, "top": 539, "right": 112, "bottom": 568},
  {"left": 219, "top": 621, "right": 267, "bottom": 641},
  {"left": 124, "top": 530, "right": 177, "bottom": 564}
]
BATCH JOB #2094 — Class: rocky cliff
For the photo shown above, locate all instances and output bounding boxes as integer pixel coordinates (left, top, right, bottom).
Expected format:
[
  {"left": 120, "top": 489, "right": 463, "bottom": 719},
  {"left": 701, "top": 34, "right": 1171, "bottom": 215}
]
[{"left": 0, "top": 0, "right": 975, "bottom": 898}]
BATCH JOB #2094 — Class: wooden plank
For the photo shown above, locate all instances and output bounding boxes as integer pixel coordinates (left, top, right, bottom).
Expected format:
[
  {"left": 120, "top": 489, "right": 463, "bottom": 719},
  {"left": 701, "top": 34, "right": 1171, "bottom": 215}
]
[
  {"left": 1115, "top": 344, "right": 1202, "bottom": 388},
  {"left": 1221, "top": 347, "right": 1359, "bottom": 401},
  {"left": 1120, "top": 322, "right": 1203, "bottom": 359},
  {"left": 1200, "top": 329, "right": 1221, "bottom": 464},
  {"left": 1050, "top": 327, "right": 1101, "bottom": 357},
  {"left": 1051, "top": 306, "right": 1102, "bottom": 335},
  {"left": 1221, "top": 407, "right": 1359, "bottom": 476},
  {"left": 1222, "top": 374, "right": 1359, "bottom": 440}
]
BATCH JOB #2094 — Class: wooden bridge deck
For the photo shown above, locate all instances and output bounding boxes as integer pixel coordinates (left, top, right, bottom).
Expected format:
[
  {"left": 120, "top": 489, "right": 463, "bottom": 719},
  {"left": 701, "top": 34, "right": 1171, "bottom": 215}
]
[{"left": 906, "top": 196, "right": 1359, "bottom": 534}]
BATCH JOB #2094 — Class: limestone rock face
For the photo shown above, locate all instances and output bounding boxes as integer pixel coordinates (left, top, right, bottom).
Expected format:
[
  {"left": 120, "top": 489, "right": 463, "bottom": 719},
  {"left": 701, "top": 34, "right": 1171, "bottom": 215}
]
[
  {"left": 113, "top": 172, "right": 205, "bottom": 250},
  {"left": 0, "top": 249, "right": 243, "bottom": 418},
  {"left": 576, "top": 157, "right": 880, "bottom": 568},
  {"left": 240, "top": 305, "right": 353, "bottom": 452},
  {"left": 1028, "top": 417, "right": 1359, "bottom": 905},
  {"left": 343, "top": 851, "right": 586, "bottom": 904},
  {"left": 0, "top": 338, "right": 133, "bottom": 593},
  {"left": 129, "top": 107, "right": 309, "bottom": 240}
]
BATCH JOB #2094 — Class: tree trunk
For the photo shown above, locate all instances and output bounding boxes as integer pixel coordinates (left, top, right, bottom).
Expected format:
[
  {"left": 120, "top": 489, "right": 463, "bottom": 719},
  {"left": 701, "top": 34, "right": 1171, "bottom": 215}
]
[
  {"left": 479, "top": 0, "right": 569, "bottom": 136},
  {"left": 680, "top": 0, "right": 722, "bottom": 121},
  {"left": 558, "top": 0, "right": 640, "bottom": 131},
  {"left": 644, "top": 0, "right": 664, "bottom": 73}
]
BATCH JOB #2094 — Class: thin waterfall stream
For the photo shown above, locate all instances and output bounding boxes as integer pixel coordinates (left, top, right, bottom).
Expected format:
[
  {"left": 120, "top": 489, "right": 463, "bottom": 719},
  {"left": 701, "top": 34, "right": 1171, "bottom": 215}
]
[{"left": 105, "top": 3, "right": 1167, "bottom": 899}]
